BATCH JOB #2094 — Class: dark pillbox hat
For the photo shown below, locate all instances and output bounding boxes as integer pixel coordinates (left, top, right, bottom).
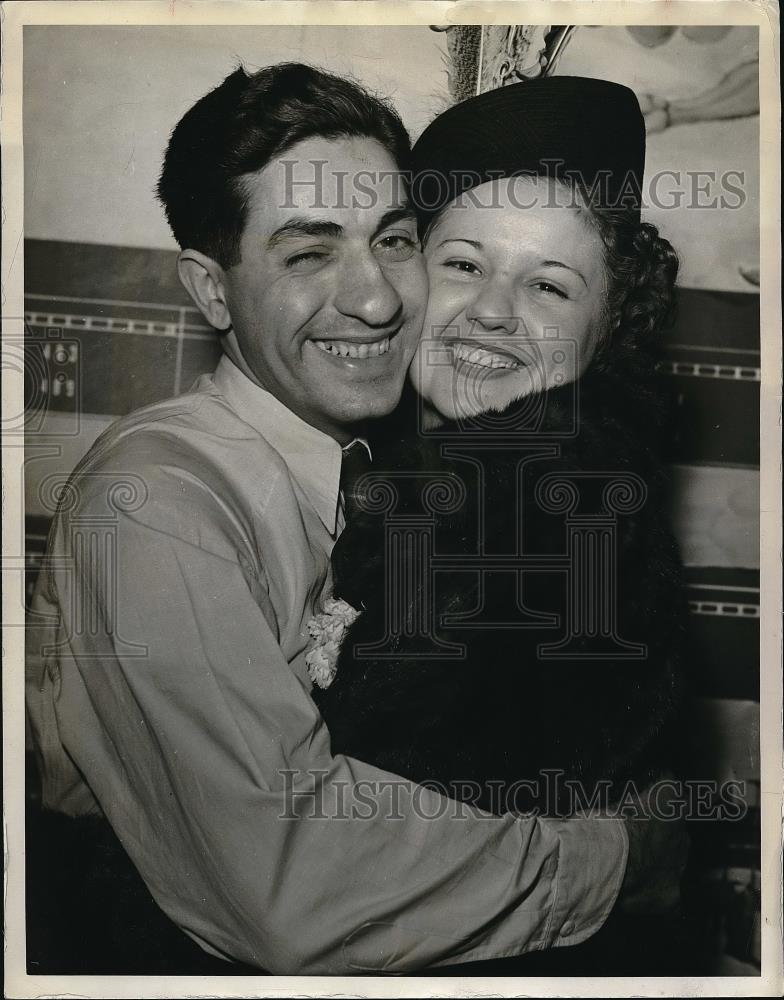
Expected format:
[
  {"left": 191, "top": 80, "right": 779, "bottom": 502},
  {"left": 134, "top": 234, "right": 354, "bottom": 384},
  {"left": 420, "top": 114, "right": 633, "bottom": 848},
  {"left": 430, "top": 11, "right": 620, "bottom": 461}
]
[{"left": 410, "top": 76, "right": 646, "bottom": 228}]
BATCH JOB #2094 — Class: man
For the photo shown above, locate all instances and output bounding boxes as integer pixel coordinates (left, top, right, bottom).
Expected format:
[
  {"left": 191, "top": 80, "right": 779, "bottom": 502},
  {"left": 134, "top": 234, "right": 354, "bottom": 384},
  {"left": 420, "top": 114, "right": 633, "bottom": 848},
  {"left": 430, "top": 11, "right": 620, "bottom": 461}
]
[{"left": 26, "top": 62, "right": 684, "bottom": 975}]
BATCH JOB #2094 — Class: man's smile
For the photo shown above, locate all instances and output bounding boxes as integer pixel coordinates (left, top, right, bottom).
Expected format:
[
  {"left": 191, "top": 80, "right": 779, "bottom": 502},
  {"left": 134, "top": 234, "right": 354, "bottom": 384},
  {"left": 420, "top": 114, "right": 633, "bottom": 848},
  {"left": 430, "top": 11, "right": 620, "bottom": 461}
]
[
  {"left": 306, "top": 322, "right": 406, "bottom": 366},
  {"left": 312, "top": 334, "right": 392, "bottom": 358}
]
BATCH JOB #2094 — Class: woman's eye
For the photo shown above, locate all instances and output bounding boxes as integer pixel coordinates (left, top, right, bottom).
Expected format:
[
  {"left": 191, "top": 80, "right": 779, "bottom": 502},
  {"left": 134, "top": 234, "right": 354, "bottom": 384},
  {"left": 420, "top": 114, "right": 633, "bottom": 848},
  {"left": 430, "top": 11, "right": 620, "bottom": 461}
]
[
  {"left": 443, "top": 258, "right": 482, "bottom": 276},
  {"left": 373, "top": 234, "right": 419, "bottom": 262},
  {"left": 532, "top": 281, "right": 568, "bottom": 299}
]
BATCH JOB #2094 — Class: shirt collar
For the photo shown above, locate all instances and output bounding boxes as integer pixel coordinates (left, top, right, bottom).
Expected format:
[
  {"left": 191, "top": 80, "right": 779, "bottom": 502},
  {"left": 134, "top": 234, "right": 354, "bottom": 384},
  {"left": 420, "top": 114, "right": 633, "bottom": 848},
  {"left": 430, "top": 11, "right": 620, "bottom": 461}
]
[
  {"left": 212, "top": 355, "right": 343, "bottom": 534},
  {"left": 345, "top": 437, "right": 373, "bottom": 461}
]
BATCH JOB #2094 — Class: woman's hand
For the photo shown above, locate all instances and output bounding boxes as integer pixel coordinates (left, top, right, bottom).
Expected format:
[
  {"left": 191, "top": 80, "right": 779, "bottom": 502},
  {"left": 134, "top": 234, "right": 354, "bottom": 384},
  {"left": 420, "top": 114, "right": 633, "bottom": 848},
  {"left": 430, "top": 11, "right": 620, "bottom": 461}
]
[{"left": 617, "top": 784, "right": 690, "bottom": 915}]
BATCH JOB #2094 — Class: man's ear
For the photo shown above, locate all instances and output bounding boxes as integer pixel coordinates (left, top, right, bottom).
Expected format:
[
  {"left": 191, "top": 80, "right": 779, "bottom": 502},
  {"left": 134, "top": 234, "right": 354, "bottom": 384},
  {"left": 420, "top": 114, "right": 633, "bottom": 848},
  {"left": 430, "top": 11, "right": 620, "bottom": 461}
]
[{"left": 177, "top": 250, "right": 232, "bottom": 331}]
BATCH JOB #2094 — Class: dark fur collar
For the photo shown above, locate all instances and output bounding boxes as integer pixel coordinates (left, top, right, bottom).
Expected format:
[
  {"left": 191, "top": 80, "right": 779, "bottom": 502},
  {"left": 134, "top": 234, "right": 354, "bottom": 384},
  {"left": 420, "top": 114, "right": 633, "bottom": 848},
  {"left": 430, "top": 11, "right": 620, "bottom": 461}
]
[{"left": 318, "top": 341, "right": 686, "bottom": 816}]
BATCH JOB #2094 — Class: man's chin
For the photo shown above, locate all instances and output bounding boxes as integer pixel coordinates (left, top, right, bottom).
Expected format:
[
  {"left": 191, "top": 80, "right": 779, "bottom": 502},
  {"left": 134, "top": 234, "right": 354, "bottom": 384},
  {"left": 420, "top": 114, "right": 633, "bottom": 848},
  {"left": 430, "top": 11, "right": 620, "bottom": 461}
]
[
  {"left": 315, "top": 374, "right": 407, "bottom": 423},
  {"left": 333, "top": 392, "right": 402, "bottom": 426}
]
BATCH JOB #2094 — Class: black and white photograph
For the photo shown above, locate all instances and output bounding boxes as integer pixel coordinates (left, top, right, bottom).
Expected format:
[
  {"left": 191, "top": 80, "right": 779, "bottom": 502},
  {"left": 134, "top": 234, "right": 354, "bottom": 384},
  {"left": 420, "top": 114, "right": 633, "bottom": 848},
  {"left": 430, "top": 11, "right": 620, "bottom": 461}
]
[{"left": 2, "top": 2, "right": 781, "bottom": 996}]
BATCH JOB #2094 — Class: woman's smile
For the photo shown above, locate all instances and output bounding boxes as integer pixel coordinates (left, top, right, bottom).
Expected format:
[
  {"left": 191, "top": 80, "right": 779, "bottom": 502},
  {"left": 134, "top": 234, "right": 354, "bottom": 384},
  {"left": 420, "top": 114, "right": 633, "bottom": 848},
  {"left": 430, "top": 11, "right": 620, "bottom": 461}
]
[
  {"left": 450, "top": 340, "right": 526, "bottom": 371},
  {"left": 410, "top": 175, "right": 609, "bottom": 422}
]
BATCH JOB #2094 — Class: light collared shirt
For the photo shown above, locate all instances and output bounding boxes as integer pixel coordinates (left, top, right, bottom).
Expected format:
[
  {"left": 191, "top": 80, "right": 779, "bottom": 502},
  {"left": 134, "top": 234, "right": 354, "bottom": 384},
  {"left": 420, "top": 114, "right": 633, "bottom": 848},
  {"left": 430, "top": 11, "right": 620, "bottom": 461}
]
[{"left": 25, "top": 354, "right": 628, "bottom": 974}]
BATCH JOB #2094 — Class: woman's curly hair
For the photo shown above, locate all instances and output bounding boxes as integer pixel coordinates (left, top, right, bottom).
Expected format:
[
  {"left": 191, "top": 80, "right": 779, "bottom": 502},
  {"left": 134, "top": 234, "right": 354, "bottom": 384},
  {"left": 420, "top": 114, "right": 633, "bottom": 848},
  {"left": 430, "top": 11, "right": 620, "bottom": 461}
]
[{"left": 583, "top": 208, "right": 680, "bottom": 349}]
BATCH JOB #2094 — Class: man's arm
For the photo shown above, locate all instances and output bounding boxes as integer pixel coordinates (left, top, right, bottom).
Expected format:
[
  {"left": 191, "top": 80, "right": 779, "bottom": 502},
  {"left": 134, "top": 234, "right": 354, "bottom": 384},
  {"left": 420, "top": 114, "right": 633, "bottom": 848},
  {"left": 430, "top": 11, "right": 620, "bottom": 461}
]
[{"left": 28, "top": 495, "right": 630, "bottom": 974}]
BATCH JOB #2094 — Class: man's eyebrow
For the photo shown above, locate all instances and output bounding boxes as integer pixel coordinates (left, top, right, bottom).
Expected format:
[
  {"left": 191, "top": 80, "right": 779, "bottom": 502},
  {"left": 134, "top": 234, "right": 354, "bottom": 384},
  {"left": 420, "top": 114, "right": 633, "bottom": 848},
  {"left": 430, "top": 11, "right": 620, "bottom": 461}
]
[
  {"left": 266, "top": 209, "right": 416, "bottom": 249},
  {"left": 267, "top": 217, "right": 344, "bottom": 249},
  {"left": 373, "top": 207, "right": 417, "bottom": 237},
  {"left": 541, "top": 260, "right": 588, "bottom": 288}
]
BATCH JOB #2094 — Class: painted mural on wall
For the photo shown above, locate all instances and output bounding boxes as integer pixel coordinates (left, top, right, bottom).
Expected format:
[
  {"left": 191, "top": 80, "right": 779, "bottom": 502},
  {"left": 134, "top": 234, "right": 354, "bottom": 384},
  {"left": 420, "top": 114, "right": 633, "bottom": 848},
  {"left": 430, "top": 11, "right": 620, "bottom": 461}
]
[{"left": 437, "top": 24, "right": 759, "bottom": 294}]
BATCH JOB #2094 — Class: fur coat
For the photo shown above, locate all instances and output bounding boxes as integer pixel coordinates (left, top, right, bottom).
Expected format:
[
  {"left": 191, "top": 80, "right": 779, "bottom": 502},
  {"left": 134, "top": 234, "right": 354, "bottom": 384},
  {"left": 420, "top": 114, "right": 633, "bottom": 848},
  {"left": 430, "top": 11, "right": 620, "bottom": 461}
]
[{"left": 313, "top": 342, "right": 687, "bottom": 816}]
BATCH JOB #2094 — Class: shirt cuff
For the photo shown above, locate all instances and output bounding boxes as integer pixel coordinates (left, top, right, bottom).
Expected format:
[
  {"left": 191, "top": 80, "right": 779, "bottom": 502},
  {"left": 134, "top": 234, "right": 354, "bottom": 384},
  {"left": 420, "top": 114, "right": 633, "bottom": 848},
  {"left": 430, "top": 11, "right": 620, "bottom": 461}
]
[{"left": 539, "top": 815, "right": 629, "bottom": 949}]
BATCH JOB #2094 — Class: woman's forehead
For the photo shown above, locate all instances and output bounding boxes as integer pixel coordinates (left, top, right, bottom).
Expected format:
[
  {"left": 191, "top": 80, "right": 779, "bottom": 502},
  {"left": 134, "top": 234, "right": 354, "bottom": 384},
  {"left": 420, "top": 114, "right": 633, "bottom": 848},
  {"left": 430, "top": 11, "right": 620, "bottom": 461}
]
[
  {"left": 438, "top": 175, "right": 587, "bottom": 212},
  {"left": 428, "top": 183, "right": 603, "bottom": 263}
]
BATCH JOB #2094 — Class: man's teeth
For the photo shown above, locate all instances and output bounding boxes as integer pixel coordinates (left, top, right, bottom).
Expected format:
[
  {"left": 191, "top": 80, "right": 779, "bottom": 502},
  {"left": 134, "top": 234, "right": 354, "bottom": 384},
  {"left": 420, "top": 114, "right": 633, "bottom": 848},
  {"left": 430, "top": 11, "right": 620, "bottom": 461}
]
[
  {"left": 452, "top": 342, "right": 520, "bottom": 370},
  {"left": 313, "top": 337, "right": 390, "bottom": 358}
]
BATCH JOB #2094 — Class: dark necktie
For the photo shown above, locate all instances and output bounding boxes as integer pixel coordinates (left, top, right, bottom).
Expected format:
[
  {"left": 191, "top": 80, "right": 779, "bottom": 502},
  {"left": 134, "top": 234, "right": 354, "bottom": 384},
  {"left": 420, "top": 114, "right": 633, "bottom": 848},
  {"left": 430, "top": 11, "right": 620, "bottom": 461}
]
[{"left": 340, "top": 439, "right": 372, "bottom": 526}]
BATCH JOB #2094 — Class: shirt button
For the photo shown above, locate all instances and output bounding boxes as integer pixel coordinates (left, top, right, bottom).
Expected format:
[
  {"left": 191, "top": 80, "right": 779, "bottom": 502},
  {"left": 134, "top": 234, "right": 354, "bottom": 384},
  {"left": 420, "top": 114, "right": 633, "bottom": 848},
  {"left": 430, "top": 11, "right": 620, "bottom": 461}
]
[{"left": 561, "top": 920, "right": 575, "bottom": 937}]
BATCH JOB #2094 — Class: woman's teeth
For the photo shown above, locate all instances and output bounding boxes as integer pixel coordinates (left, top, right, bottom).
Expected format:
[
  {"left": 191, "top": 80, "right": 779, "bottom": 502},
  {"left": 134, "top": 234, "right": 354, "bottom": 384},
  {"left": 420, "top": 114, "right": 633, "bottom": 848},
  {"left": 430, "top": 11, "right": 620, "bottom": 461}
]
[
  {"left": 452, "top": 342, "right": 521, "bottom": 370},
  {"left": 313, "top": 337, "right": 390, "bottom": 358}
]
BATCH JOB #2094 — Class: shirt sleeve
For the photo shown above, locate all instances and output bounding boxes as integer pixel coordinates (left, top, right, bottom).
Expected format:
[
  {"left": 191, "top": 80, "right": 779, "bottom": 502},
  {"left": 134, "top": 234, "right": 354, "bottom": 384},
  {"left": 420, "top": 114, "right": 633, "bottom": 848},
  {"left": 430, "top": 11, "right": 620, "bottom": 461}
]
[{"left": 27, "top": 494, "right": 628, "bottom": 975}]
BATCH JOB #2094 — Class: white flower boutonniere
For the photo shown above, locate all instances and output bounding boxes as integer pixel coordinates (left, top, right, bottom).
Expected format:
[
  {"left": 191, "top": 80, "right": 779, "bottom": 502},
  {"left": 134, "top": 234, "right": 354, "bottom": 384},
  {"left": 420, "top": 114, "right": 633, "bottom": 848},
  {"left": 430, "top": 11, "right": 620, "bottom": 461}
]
[{"left": 305, "top": 597, "right": 361, "bottom": 689}]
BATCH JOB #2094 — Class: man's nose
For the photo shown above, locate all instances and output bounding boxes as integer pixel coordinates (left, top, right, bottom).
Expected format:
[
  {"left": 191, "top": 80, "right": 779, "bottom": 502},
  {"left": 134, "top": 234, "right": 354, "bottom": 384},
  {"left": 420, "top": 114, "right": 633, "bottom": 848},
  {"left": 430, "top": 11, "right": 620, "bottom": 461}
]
[
  {"left": 465, "top": 279, "right": 520, "bottom": 336},
  {"left": 333, "top": 252, "right": 403, "bottom": 329}
]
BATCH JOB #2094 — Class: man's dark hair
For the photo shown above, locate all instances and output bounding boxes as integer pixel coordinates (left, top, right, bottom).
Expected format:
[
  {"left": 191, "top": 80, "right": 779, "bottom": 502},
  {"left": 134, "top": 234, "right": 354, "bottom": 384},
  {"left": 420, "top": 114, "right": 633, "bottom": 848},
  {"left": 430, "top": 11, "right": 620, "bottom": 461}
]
[{"left": 157, "top": 62, "right": 411, "bottom": 268}]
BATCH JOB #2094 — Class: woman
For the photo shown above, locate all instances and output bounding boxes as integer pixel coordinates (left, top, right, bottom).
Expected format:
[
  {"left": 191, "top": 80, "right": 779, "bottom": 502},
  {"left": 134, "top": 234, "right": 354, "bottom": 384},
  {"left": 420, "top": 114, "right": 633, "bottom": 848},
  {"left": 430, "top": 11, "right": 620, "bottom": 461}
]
[
  {"left": 309, "top": 78, "right": 689, "bottom": 974},
  {"left": 312, "top": 79, "right": 687, "bottom": 825}
]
